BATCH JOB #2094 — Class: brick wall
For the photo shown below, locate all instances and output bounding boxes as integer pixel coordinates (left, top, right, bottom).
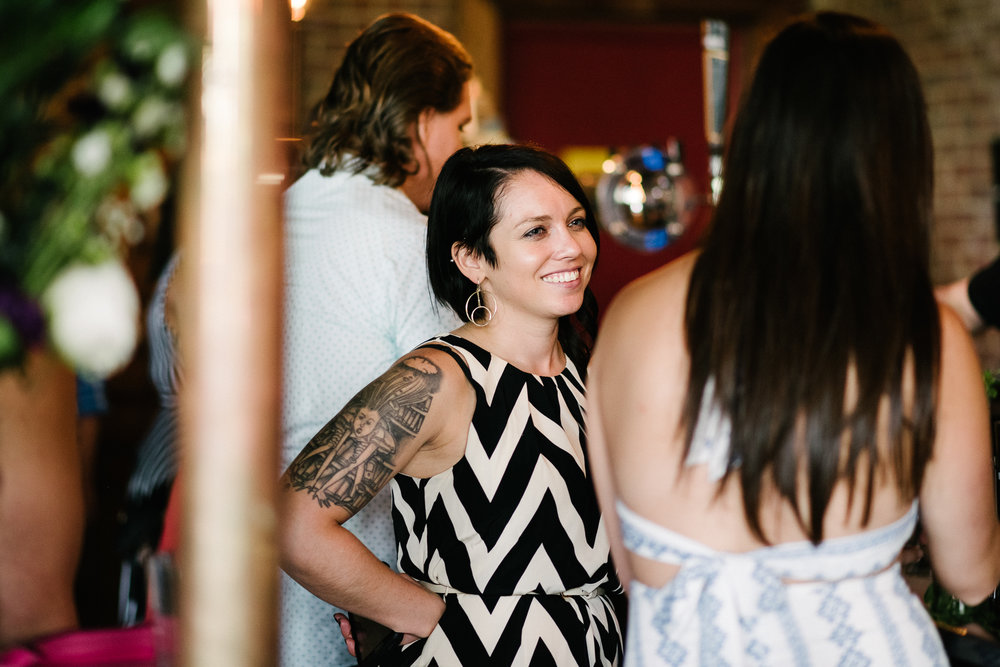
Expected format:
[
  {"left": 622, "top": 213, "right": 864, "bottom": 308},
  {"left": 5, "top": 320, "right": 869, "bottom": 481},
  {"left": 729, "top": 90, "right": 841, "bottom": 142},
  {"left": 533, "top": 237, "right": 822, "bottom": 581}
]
[{"left": 812, "top": 0, "right": 1000, "bottom": 367}]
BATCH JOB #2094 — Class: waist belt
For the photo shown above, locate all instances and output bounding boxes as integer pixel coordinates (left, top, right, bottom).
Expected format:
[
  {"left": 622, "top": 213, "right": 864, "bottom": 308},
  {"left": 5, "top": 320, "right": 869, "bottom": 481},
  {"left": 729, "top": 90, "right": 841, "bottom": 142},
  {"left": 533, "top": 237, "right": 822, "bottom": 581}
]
[{"left": 419, "top": 581, "right": 607, "bottom": 600}]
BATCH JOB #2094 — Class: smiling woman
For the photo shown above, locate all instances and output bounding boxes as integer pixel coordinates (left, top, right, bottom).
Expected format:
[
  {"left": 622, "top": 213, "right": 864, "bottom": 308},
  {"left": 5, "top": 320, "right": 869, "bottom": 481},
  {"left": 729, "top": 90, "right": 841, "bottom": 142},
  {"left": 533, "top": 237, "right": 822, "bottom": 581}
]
[
  {"left": 450, "top": 169, "right": 597, "bottom": 341},
  {"left": 426, "top": 144, "right": 602, "bottom": 374},
  {"left": 280, "top": 144, "right": 623, "bottom": 666}
]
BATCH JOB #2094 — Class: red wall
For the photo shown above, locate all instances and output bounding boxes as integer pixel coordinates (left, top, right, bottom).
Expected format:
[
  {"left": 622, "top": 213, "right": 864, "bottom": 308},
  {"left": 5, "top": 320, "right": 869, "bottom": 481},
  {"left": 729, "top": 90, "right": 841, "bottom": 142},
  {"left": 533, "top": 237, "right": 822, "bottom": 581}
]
[{"left": 502, "top": 20, "right": 737, "bottom": 314}]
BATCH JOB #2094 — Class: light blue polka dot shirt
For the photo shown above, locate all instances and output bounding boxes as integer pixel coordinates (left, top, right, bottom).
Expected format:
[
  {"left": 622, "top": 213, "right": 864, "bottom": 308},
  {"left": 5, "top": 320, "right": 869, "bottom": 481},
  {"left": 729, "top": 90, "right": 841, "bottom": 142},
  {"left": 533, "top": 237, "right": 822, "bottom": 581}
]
[{"left": 279, "top": 167, "right": 459, "bottom": 667}]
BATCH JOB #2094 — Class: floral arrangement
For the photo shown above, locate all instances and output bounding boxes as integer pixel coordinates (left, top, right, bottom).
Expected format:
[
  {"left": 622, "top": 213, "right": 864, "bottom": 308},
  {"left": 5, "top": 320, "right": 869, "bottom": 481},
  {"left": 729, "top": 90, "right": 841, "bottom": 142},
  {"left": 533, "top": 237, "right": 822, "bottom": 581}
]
[{"left": 0, "top": 0, "right": 193, "bottom": 378}]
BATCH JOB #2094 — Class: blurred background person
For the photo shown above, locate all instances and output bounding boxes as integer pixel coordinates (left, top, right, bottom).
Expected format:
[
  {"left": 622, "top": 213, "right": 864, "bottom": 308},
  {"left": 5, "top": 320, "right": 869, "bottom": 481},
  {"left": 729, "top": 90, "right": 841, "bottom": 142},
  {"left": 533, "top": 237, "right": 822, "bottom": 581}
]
[
  {"left": 116, "top": 245, "right": 180, "bottom": 626},
  {"left": 0, "top": 351, "right": 82, "bottom": 649},
  {"left": 76, "top": 375, "right": 109, "bottom": 522}
]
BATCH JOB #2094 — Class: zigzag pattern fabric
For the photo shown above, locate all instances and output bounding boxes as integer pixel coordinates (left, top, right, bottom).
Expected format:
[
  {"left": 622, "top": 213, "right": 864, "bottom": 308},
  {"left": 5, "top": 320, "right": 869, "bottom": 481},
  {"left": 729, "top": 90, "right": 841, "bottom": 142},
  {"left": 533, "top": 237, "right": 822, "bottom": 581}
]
[{"left": 389, "top": 335, "right": 623, "bottom": 666}]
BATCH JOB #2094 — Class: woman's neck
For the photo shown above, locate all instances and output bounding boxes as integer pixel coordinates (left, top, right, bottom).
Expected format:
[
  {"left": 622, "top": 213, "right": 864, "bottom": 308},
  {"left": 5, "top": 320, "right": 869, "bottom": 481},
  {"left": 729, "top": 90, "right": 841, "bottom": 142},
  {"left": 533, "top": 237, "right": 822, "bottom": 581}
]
[{"left": 453, "top": 319, "right": 565, "bottom": 377}]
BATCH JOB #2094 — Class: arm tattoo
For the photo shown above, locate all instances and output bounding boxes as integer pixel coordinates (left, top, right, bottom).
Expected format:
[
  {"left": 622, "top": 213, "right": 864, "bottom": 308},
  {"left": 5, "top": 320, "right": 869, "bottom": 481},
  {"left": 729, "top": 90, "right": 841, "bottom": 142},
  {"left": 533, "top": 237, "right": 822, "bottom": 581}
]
[{"left": 285, "top": 355, "right": 442, "bottom": 514}]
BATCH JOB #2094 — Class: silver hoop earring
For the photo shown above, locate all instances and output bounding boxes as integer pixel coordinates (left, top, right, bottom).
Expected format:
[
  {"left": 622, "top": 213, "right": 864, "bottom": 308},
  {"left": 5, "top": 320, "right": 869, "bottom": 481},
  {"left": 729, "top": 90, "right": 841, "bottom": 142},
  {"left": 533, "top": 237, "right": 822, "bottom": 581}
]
[{"left": 464, "top": 283, "right": 496, "bottom": 327}]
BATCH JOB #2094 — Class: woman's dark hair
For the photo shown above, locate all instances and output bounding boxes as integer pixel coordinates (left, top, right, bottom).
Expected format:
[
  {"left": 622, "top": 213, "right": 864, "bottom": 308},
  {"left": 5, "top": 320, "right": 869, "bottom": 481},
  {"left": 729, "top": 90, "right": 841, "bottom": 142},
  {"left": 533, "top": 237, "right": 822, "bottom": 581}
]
[
  {"left": 684, "top": 12, "right": 939, "bottom": 544},
  {"left": 303, "top": 13, "right": 472, "bottom": 187},
  {"left": 427, "top": 144, "right": 601, "bottom": 370}
]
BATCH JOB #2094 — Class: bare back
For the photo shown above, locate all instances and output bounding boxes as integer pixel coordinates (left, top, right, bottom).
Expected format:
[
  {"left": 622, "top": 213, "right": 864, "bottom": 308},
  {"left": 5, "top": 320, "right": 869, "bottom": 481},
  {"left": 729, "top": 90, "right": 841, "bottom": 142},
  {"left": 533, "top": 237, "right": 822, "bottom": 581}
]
[{"left": 587, "top": 252, "right": 1000, "bottom": 602}]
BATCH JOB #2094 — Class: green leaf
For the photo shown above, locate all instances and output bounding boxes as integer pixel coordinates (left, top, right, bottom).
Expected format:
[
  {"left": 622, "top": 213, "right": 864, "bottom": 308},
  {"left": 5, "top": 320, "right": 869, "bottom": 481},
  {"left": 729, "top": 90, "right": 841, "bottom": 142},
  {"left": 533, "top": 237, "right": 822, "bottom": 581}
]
[{"left": 0, "top": 0, "right": 122, "bottom": 98}]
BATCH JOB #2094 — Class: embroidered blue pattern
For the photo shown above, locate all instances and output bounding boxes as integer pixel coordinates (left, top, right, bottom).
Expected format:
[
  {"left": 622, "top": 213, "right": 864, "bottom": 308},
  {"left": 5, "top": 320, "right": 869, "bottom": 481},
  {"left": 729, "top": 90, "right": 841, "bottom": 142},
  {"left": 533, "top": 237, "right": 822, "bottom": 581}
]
[
  {"left": 618, "top": 500, "right": 949, "bottom": 666},
  {"left": 864, "top": 575, "right": 908, "bottom": 667}
]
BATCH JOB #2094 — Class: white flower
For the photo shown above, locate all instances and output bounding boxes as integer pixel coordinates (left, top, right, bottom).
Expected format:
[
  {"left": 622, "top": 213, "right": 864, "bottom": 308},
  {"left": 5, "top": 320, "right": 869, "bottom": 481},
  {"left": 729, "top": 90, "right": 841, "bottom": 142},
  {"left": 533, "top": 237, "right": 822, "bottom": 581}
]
[
  {"left": 71, "top": 129, "right": 112, "bottom": 177},
  {"left": 130, "top": 152, "right": 168, "bottom": 211},
  {"left": 128, "top": 36, "right": 156, "bottom": 62},
  {"left": 97, "top": 196, "right": 144, "bottom": 246},
  {"left": 98, "top": 70, "right": 133, "bottom": 110},
  {"left": 156, "top": 43, "right": 188, "bottom": 87},
  {"left": 43, "top": 260, "right": 140, "bottom": 379},
  {"left": 132, "top": 96, "right": 172, "bottom": 138}
]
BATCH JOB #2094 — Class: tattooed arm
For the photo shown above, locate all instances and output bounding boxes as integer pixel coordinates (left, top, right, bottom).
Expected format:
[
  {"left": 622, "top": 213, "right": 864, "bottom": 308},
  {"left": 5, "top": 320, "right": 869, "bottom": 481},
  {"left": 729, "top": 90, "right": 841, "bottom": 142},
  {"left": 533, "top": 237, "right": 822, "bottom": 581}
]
[{"left": 280, "top": 348, "right": 472, "bottom": 639}]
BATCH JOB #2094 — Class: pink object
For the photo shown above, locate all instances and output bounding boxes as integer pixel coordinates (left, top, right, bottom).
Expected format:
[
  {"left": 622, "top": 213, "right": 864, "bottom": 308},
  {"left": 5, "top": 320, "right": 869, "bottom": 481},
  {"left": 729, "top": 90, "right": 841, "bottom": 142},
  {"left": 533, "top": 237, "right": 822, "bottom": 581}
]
[{"left": 0, "top": 624, "right": 158, "bottom": 666}]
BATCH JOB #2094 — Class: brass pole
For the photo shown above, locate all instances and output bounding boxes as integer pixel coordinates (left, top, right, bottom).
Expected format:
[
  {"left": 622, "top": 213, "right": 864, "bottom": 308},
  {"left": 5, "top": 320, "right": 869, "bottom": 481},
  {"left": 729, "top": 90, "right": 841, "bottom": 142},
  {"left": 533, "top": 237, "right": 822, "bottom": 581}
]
[{"left": 177, "top": 0, "right": 288, "bottom": 664}]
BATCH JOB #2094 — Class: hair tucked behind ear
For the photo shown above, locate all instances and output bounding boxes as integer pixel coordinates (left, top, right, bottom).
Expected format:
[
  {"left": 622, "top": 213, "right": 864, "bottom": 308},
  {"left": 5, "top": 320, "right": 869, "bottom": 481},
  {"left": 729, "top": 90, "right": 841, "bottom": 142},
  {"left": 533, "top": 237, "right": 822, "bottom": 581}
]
[
  {"left": 426, "top": 144, "right": 601, "bottom": 372},
  {"left": 303, "top": 13, "right": 472, "bottom": 187},
  {"left": 684, "top": 12, "right": 939, "bottom": 544}
]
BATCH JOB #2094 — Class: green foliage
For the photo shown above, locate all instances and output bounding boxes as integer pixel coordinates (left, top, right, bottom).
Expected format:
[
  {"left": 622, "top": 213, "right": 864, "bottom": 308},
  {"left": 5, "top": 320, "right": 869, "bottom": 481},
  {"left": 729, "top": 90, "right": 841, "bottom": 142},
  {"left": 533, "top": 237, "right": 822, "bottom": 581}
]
[
  {"left": 0, "top": 0, "right": 194, "bottom": 369},
  {"left": 985, "top": 369, "right": 999, "bottom": 401},
  {"left": 0, "top": 0, "right": 193, "bottom": 288},
  {"left": 924, "top": 580, "right": 1000, "bottom": 638}
]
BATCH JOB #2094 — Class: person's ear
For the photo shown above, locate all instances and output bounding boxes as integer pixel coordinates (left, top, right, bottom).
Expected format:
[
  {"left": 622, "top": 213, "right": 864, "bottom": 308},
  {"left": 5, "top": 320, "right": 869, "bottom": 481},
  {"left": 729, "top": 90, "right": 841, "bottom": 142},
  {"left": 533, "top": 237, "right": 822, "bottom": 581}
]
[
  {"left": 452, "top": 242, "right": 483, "bottom": 284},
  {"left": 417, "top": 107, "right": 435, "bottom": 147}
]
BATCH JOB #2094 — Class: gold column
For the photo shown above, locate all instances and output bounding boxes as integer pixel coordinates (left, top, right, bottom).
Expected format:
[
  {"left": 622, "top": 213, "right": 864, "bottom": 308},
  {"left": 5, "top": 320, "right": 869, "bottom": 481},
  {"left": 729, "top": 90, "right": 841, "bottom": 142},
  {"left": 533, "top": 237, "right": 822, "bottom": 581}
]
[{"left": 177, "top": 0, "right": 289, "bottom": 664}]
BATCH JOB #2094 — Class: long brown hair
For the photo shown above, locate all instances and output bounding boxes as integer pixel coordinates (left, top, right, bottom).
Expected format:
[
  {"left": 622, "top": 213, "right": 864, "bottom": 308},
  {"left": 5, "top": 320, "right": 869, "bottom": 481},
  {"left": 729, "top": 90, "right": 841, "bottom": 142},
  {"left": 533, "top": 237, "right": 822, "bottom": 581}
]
[
  {"left": 684, "top": 12, "right": 939, "bottom": 544},
  {"left": 303, "top": 13, "right": 472, "bottom": 187}
]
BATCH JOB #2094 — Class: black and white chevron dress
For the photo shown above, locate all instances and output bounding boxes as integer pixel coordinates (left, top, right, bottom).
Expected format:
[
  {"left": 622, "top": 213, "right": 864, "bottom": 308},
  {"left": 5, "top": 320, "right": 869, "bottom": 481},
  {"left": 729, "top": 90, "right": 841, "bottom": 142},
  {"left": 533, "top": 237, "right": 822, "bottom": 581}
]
[{"left": 388, "top": 335, "right": 623, "bottom": 666}]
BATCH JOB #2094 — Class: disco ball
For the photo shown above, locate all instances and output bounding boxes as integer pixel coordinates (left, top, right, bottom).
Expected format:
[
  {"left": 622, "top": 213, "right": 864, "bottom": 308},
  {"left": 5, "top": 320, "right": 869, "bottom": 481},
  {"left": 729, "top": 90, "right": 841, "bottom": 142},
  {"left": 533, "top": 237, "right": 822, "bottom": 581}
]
[{"left": 595, "top": 141, "right": 698, "bottom": 252}]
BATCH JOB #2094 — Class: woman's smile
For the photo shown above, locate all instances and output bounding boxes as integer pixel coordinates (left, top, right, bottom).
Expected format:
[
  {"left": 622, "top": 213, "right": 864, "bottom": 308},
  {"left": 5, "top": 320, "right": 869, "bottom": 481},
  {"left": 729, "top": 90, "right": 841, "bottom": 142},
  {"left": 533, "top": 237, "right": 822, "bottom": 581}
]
[{"left": 542, "top": 269, "right": 581, "bottom": 284}]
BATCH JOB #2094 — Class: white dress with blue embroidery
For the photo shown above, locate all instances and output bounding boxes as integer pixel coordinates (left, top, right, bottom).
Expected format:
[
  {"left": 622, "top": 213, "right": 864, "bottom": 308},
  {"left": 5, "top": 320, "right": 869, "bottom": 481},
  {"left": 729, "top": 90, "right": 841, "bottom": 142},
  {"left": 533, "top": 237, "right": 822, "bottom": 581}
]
[{"left": 618, "top": 387, "right": 948, "bottom": 666}]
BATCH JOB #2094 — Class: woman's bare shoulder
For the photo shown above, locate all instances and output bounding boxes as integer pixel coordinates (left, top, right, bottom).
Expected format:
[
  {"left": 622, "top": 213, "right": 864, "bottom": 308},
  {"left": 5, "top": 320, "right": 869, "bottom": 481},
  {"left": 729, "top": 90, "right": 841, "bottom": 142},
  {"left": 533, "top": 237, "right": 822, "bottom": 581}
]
[
  {"left": 394, "top": 344, "right": 474, "bottom": 398},
  {"left": 590, "top": 252, "right": 693, "bottom": 415},
  {"left": 596, "top": 252, "right": 696, "bottom": 355},
  {"left": 607, "top": 251, "right": 695, "bottom": 315}
]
